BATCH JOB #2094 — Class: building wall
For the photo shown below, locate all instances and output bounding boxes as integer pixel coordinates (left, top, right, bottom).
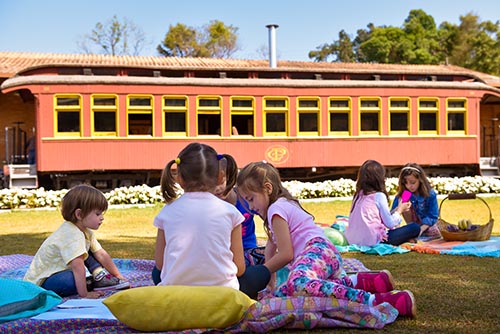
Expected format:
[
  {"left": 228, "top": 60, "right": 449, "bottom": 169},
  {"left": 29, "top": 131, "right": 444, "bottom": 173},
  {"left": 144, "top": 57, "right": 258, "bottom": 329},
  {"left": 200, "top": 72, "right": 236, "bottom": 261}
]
[
  {"left": 480, "top": 103, "right": 500, "bottom": 157},
  {"left": 0, "top": 80, "right": 36, "bottom": 164}
]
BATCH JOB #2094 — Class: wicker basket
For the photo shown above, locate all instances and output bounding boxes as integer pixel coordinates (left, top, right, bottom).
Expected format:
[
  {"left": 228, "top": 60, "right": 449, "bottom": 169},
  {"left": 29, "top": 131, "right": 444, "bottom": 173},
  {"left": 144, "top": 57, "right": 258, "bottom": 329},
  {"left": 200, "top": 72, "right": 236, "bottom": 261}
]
[{"left": 437, "top": 193, "right": 494, "bottom": 242}]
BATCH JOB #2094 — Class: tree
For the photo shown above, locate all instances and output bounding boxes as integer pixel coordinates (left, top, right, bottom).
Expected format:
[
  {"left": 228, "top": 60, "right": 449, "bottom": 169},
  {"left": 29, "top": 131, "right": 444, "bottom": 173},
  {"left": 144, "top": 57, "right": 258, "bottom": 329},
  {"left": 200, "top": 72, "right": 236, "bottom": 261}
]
[
  {"left": 309, "top": 30, "right": 355, "bottom": 62},
  {"left": 77, "top": 15, "right": 148, "bottom": 56},
  {"left": 157, "top": 20, "right": 239, "bottom": 58},
  {"left": 441, "top": 13, "right": 500, "bottom": 75},
  {"left": 156, "top": 23, "right": 201, "bottom": 57},
  {"left": 307, "top": 9, "right": 500, "bottom": 75}
]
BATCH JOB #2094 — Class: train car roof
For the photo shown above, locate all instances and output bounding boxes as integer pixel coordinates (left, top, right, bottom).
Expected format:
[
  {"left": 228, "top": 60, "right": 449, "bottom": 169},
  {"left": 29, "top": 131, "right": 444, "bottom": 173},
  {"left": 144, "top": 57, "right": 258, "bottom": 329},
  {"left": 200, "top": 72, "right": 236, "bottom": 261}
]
[{"left": 1, "top": 51, "right": 500, "bottom": 89}]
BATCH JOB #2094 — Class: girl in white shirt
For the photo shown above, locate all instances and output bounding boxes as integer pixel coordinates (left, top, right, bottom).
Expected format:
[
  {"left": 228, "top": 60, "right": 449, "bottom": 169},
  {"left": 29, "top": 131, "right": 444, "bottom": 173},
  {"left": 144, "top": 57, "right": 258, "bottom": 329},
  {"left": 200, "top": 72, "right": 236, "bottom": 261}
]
[{"left": 153, "top": 142, "right": 270, "bottom": 299}]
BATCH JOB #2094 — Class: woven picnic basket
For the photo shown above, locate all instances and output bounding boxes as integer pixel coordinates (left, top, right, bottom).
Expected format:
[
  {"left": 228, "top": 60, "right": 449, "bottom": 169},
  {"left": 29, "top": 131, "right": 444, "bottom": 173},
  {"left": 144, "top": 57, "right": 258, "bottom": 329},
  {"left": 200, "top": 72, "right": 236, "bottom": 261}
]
[{"left": 437, "top": 193, "right": 494, "bottom": 241}]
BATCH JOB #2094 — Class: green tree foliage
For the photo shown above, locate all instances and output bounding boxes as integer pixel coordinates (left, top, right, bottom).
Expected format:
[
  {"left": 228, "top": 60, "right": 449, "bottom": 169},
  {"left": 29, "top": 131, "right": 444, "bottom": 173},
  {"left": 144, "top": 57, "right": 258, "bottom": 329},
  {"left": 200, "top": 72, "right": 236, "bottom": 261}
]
[
  {"left": 442, "top": 13, "right": 500, "bottom": 75},
  {"left": 309, "top": 10, "right": 500, "bottom": 75},
  {"left": 309, "top": 30, "right": 355, "bottom": 62},
  {"left": 77, "top": 15, "right": 148, "bottom": 56},
  {"left": 157, "top": 20, "right": 239, "bottom": 58}
]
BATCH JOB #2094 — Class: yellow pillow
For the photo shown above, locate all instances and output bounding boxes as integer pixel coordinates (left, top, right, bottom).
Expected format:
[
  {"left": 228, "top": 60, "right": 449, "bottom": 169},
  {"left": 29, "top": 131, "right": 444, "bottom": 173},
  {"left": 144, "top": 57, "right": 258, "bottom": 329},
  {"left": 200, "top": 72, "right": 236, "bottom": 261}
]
[{"left": 103, "top": 285, "right": 255, "bottom": 331}]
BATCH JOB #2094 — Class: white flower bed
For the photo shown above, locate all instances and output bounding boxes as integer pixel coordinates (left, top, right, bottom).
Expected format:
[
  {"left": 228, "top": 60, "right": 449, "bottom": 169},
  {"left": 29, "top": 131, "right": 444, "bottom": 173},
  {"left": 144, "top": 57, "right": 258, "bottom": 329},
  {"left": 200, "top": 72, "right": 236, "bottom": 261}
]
[{"left": 1, "top": 176, "right": 499, "bottom": 210}]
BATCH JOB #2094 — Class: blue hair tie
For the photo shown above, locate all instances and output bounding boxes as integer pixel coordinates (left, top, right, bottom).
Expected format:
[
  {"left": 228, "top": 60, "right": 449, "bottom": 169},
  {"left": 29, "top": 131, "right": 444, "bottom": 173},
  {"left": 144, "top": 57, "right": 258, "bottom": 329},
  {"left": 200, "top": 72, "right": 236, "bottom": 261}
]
[{"left": 217, "top": 154, "right": 224, "bottom": 160}]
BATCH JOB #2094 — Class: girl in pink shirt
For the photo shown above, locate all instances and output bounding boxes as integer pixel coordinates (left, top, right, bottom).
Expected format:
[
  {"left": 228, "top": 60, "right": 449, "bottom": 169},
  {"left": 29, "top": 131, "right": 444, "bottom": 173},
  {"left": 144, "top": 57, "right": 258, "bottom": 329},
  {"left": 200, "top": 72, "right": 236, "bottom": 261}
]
[
  {"left": 236, "top": 161, "right": 416, "bottom": 317},
  {"left": 346, "top": 160, "right": 421, "bottom": 246}
]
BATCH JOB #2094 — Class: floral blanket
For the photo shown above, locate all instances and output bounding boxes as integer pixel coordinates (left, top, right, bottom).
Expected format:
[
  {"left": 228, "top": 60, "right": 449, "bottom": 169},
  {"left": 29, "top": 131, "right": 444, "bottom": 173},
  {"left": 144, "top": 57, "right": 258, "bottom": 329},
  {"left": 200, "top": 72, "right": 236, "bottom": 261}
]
[{"left": 0, "top": 255, "right": 398, "bottom": 333}]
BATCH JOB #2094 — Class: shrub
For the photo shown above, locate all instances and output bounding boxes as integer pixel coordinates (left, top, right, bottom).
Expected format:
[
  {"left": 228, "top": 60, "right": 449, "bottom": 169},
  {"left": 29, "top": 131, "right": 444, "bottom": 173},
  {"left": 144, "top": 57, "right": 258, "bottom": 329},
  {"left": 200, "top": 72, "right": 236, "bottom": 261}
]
[{"left": 1, "top": 176, "right": 499, "bottom": 210}]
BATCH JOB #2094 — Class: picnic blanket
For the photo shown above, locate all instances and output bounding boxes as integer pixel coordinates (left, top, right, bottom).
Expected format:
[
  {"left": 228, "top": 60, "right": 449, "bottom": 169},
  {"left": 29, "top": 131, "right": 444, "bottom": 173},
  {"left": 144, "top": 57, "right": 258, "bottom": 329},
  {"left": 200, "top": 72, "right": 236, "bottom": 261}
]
[
  {"left": 336, "top": 243, "right": 410, "bottom": 255},
  {"left": 401, "top": 236, "right": 500, "bottom": 257},
  {"left": 0, "top": 254, "right": 398, "bottom": 333}
]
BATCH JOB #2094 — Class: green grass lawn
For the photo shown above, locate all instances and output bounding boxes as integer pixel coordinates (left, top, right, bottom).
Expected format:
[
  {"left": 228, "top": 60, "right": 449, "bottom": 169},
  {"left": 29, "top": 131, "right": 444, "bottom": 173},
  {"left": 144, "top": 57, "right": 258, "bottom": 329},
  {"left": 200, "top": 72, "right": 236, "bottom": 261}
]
[{"left": 1, "top": 197, "right": 499, "bottom": 333}]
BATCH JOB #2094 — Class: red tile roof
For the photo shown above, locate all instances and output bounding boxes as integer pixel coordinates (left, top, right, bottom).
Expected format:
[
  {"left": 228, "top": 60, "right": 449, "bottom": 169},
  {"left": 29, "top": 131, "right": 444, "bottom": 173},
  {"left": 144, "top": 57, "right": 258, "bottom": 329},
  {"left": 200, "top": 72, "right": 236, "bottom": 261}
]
[{"left": 1, "top": 51, "right": 500, "bottom": 87}]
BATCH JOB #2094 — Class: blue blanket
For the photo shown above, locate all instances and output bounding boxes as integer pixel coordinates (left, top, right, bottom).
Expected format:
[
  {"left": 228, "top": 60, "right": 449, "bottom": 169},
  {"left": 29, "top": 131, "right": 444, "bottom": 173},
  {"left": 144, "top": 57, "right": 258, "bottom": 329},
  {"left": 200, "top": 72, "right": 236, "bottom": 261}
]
[{"left": 336, "top": 243, "right": 410, "bottom": 255}]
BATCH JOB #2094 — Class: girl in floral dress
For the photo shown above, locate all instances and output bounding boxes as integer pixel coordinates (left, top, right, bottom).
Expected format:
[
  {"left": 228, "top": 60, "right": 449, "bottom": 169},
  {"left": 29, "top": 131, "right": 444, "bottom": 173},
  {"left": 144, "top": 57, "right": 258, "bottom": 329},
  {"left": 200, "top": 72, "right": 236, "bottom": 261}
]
[{"left": 236, "top": 161, "right": 416, "bottom": 317}]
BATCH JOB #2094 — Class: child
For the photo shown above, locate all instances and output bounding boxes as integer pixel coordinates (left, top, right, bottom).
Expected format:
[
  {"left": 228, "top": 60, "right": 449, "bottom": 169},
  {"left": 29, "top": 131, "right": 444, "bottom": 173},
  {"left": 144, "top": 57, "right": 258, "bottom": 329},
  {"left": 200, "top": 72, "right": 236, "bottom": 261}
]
[
  {"left": 24, "top": 184, "right": 130, "bottom": 298},
  {"left": 153, "top": 142, "right": 270, "bottom": 299},
  {"left": 236, "top": 161, "right": 416, "bottom": 317},
  {"left": 391, "top": 163, "right": 440, "bottom": 240},
  {"left": 214, "top": 154, "right": 265, "bottom": 266},
  {"left": 345, "top": 160, "right": 421, "bottom": 246}
]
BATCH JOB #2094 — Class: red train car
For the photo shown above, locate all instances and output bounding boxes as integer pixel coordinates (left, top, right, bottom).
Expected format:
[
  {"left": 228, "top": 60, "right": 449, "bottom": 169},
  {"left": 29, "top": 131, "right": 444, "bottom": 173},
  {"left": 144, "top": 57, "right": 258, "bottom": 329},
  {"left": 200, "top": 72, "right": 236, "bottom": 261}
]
[{"left": 1, "top": 52, "right": 500, "bottom": 190}]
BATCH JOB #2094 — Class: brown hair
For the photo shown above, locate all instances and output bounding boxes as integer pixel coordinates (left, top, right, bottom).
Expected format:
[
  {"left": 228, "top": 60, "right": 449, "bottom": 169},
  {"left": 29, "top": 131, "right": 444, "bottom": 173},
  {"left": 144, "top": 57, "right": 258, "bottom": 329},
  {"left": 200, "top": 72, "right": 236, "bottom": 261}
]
[
  {"left": 60, "top": 184, "right": 108, "bottom": 223},
  {"left": 396, "top": 162, "right": 432, "bottom": 198},
  {"left": 236, "top": 161, "right": 313, "bottom": 239},
  {"left": 218, "top": 153, "right": 238, "bottom": 197},
  {"left": 160, "top": 142, "right": 226, "bottom": 203},
  {"left": 350, "top": 160, "right": 388, "bottom": 213}
]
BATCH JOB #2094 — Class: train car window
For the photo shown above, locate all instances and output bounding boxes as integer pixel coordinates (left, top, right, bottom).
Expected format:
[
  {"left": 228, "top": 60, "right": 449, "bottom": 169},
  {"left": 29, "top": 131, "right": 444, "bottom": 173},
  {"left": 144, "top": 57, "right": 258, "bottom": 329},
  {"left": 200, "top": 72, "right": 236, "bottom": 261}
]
[
  {"left": 329, "top": 98, "right": 351, "bottom": 135},
  {"left": 57, "top": 112, "right": 80, "bottom": 132},
  {"left": 94, "top": 112, "right": 116, "bottom": 132},
  {"left": 297, "top": 97, "right": 320, "bottom": 135},
  {"left": 330, "top": 113, "right": 349, "bottom": 132},
  {"left": 419, "top": 113, "right": 437, "bottom": 131},
  {"left": 418, "top": 98, "right": 439, "bottom": 133},
  {"left": 92, "top": 95, "right": 117, "bottom": 136},
  {"left": 298, "top": 113, "right": 318, "bottom": 132},
  {"left": 127, "top": 95, "right": 153, "bottom": 136},
  {"left": 57, "top": 97, "right": 80, "bottom": 106},
  {"left": 230, "top": 97, "right": 255, "bottom": 136},
  {"left": 360, "top": 99, "right": 379, "bottom": 108},
  {"left": 128, "top": 114, "right": 153, "bottom": 135},
  {"left": 129, "top": 97, "right": 151, "bottom": 106},
  {"left": 266, "top": 113, "right": 286, "bottom": 132},
  {"left": 447, "top": 99, "right": 466, "bottom": 133},
  {"left": 360, "top": 113, "right": 379, "bottom": 131},
  {"left": 263, "top": 97, "right": 288, "bottom": 136},
  {"left": 359, "top": 98, "right": 381, "bottom": 134},
  {"left": 164, "top": 97, "right": 187, "bottom": 136},
  {"left": 265, "top": 99, "right": 286, "bottom": 108},
  {"left": 55, "top": 95, "right": 81, "bottom": 136},
  {"left": 448, "top": 113, "right": 465, "bottom": 131},
  {"left": 389, "top": 98, "right": 410, "bottom": 134},
  {"left": 390, "top": 113, "right": 408, "bottom": 131},
  {"left": 197, "top": 97, "right": 222, "bottom": 136}
]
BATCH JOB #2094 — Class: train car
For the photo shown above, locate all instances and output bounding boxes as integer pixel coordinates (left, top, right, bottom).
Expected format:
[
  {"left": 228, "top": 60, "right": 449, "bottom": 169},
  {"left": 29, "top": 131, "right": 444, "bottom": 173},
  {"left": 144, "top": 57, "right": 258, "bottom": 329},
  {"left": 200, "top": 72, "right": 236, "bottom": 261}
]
[{"left": 1, "top": 51, "right": 500, "bottom": 190}]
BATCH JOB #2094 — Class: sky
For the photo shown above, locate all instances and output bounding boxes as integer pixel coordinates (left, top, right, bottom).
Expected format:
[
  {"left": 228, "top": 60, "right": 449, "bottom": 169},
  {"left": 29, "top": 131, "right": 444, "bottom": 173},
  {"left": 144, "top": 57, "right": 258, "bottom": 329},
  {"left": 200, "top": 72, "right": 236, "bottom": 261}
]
[{"left": 1, "top": 0, "right": 499, "bottom": 61}]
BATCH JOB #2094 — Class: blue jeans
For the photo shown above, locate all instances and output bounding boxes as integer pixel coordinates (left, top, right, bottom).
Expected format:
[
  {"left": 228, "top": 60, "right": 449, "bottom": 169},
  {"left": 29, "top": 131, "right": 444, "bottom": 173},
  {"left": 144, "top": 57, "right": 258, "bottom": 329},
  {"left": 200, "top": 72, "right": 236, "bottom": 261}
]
[
  {"left": 152, "top": 265, "right": 270, "bottom": 300},
  {"left": 41, "top": 251, "right": 101, "bottom": 297},
  {"left": 386, "top": 222, "right": 421, "bottom": 245}
]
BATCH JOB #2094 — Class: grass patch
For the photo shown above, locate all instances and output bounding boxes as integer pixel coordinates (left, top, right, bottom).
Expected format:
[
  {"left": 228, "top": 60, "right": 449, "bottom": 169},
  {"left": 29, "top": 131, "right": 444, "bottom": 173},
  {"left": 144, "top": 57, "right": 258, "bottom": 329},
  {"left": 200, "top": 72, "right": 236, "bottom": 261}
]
[{"left": 1, "top": 197, "right": 499, "bottom": 333}]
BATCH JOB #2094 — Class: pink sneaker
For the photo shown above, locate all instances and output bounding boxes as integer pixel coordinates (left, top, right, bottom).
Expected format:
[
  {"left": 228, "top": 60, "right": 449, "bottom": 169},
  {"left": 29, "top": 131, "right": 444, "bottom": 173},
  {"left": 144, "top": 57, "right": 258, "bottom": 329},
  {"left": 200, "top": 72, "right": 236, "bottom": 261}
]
[
  {"left": 355, "top": 270, "right": 395, "bottom": 293},
  {"left": 374, "top": 290, "right": 416, "bottom": 318}
]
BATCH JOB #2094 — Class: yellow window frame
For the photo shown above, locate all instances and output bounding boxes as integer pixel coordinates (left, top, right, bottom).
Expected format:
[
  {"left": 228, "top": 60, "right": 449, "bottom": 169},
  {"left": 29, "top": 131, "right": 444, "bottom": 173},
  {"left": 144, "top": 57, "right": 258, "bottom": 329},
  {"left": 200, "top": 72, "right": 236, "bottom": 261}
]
[
  {"left": 297, "top": 97, "right": 320, "bottom": 136},
  {"left": 388, "top": 97, "right": 410, "bottom": 135},
  {"left": 359, "top": 97, "right": 381, "bottom": 135},
  {"left": 196, "top": 96, "right": 222, "bottom": 136},
  {"left": 418, "top": 97, "right": 439, "bottom": 135},
  {"left": 126, "top": 95, "right": 154, "bottom": 136},
  {"left": 163, "top": 95, "right": 188, "bottom": 137},
  {"left": 54, "top": 94, "right": 82, "bottom": 137},
  {"left": 263, "top": 96, "right": 289, "bottom": 137},
  {"left": 91, "top": 94, "right": 118, "bottom": 137},
  {"left": 230, "top": 96, "right": 255, "bottom": 136},
  {"left": 446, "top": 98, "right": 467, "bottom": 134},
  {"left": 328, "top": 97, "right": 351, "bottom": 136}
]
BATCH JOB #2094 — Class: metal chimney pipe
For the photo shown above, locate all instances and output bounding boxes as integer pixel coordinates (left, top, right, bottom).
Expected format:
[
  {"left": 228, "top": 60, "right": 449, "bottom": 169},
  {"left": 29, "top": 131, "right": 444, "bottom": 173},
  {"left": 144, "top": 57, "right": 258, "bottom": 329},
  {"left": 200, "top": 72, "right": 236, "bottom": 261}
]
[{"left": 266, "top": 24, "right": 279, "bottom": 68}]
